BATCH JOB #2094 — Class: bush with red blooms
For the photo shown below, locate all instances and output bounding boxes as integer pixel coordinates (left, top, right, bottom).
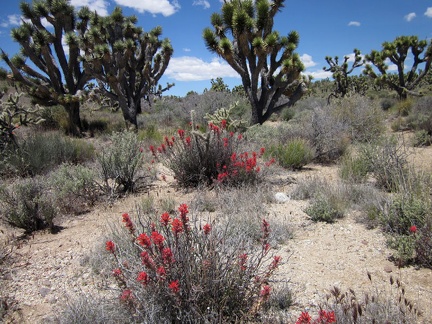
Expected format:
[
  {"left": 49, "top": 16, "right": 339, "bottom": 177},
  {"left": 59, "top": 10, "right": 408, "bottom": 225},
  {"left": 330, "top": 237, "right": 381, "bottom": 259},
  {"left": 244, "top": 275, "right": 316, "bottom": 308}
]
[
  {"left": 296, "top": 310, "right": 336, "bottom": 324},
  {"left": 151, "top": 118, "right": 274, "bottom": 188},
  {"left": 105, "top": 204, "right": 282, "bottom": 322}
]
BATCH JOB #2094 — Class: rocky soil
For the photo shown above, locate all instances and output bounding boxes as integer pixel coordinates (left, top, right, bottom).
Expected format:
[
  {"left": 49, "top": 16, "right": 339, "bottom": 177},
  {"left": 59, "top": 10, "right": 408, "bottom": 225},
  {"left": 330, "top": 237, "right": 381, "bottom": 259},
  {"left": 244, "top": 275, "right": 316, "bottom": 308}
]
[{"left": 1, "top": 145, "right": 432, "bottom": 323}]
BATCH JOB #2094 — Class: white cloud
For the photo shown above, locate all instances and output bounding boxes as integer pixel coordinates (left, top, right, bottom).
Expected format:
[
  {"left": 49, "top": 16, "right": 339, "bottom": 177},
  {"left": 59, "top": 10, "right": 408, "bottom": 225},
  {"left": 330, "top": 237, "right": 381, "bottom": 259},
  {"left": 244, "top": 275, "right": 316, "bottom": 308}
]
[
  {"left": 113, "top": 0, "right": 180, "bottom": 16},
  {"left": 165, "top": 56, "right": 239, "bottom": 81},
  {"left": 1, "top": 14, "right": 21, "bottom": 28},
  {"left": 183, "top": 48, "right": 191, "bottom": 52},
  {"left": 300, "top": 53, "right": 316, "bottom": 68},
  {"left": 425, "top": 7, "right": 432, "bottom": 18},
  {"left": 193, "top": 0, "right": 210, "bottom": 9},
  {"left": 302, "top": 70, "right": 332, "bottom": 80},
  {"left": 70, "top": 0, "right": 109, "bottom": 16},
  {"left": 348, "top": 21, "right": 361, "bottom": 27},
  {"left": 404, "top": 12, "right": 416, "bottom": 22},
  {"left": 8, "top": 14, "right": 21, "bottom": 26}
]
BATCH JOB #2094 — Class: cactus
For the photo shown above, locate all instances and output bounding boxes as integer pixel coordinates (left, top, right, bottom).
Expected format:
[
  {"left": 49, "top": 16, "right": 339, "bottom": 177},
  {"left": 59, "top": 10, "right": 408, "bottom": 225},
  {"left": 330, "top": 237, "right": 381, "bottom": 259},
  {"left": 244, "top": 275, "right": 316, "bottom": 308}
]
[
  {"left": 0, "top": 92, "right": 44, "bottom": 150},
  {"left": 204, "top": 102, "right": 248, "bottom": 132}
]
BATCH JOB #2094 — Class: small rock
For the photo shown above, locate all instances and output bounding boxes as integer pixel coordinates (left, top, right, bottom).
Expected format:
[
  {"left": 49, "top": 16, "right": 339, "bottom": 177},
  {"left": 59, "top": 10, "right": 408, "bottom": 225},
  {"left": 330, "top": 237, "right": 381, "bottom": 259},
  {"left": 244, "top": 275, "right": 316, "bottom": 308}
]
[
  {"left": 384, "top": 265, "right": 393, "bottom": 273},
  {"left": 39, "top": 287, "right": 51, "bottom": 297},
  {"left": 274, "top": 192, "right": 290, "bottom": 203}
]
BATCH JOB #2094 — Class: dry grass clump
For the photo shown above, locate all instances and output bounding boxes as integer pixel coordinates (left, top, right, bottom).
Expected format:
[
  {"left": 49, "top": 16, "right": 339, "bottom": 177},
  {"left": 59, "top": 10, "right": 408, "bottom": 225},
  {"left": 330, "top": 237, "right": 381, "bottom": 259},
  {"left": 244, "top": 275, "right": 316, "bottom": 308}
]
[{"left": 322, "top": 273, "right": 421, "bottom": 323}]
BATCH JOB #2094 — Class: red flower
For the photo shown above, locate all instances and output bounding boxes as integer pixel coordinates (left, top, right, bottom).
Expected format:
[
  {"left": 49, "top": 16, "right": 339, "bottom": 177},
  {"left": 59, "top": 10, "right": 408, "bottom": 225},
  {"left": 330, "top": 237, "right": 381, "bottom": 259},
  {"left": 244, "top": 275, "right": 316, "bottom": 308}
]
[
  {"left": 270, "top": 255, "right": 281, "bottom": 270},
  {"left": 185, "top": 136, "right": 191, "bottom": 146},
  {"left": 318, "top": 310, "right": 336, "bottom": 323},
  {"left": 151, "top": 231, "right": 165, "bottom": 247},
  {"left": 239, "top": 253, "right": 248, "bottom": 271},
  {"left": 237, "top": 134, "right": 243, "bottom": 140},
  {"left": 162, "top": 247, "right": 175, "bottom": 264},
  {"left": 168, "top": 280, "right": 180, "bottom": 294},
  {"left": 178, "top": 204, "right": 189, "bottom": 224},
  {"left": 259, "top": 147, "right": 265, "bottom": 156},
  {"left": 149, "top": 145, "right": 156, "bottom": 156},
  {"left": 122, "top": 213, "right": 135, "bottom": 234},
  {"left": 172, "top": 218, "right": 183, "bottom": 235},
  {"left": 157, "top": 266, "right": 166, "bottom": 278},
  {"left": 203, "top": 223, "right": 211, "bottom": 235},
  {"left": 137, "top": 233, "right": 152, "bottom": 248},
  {"left": 160, "top": 212, "right": 171, "bottom": 227},
  {"left": 262, "top": 219, "right": 270, "bottom": 238},
  {"left": 221, "top": 119, "right": 227, "bottom": 129},
  {"left": 141, "top": 251, "right": 156, "bottom": 270},
  {"left": 296, "top": 311, "right": 312, "bottom": 324},
  {"left": 260, "top": 285, "right": 271, "bottom": 300},
  {"left": 105, "top": 241, "right": 115, "bottom": 253},
  {"left": 112, "top": 268, "right": 122, "bottom": 277},
  {"left": 137, "top": 271, "right": 149, "bottom": 285},
  {"left": 409, "top": 225, "right": 417, "bottom": 233},
  {"left": 178, "top": 129, "right": 185, "bottom": 139},
  {"left": 120, "top": 289, "right": 133, "bottom": 301}
]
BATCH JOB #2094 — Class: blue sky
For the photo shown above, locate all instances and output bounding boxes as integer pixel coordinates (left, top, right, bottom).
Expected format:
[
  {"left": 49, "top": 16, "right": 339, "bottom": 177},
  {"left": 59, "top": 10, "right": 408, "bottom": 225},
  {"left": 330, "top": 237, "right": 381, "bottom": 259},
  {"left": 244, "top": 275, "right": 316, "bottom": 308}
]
[{"left": 0, "top": 0, "right": 431, "bottom": 97}]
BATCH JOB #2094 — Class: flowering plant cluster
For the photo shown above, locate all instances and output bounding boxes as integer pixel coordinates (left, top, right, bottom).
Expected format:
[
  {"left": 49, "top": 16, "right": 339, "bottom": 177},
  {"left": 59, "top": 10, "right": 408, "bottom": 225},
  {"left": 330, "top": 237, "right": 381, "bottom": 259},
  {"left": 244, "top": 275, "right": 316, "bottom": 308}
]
[
  {"left": 296, "top": 310, "right": 336, "bottom": 324},
  {"left": 105, "top": 203, "right": 282, "bottom": 322},
  {"left": 150, "top": 118, "right": 274, "bottom": 187}
]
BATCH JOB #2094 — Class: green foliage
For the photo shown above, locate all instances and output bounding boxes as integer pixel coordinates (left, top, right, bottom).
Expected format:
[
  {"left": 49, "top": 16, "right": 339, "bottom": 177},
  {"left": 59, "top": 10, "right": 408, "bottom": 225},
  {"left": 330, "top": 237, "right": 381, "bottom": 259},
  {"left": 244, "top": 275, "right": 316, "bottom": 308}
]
[
  {"left": 412, "top": 130, "right": 431, "bottom": 147},
  {"left": 267, "top": 138, "right": 314, "bottom": 170},
  {"left": 406, "top": 96, "right": 432, "bottom": 135},
  {"left": 339, "top": 150, "right": 369, "bottom": 183},
  {"left": 2, "top": 132, "right": 94, "bottom": 177},
  {"left": 305, "top": 196, "right": 344, "bottom": 223},
  {"left": 105, "top": 203, "right": 282, "bottom": 322},
  {"left": 209, "top": 77, "right": 230, "bottom": 92},
  {"left": 358, "top": 136, "right": 409, "bottom": 192},
  {"left": 0, "top": 177, "right": 56, "bottom": 233},
  {"left": 97, "top": 131, "right": 146, "bottom": 193},
  {"left": 394, "top": 98, "right": 413, "bottom": 116},
  {"left": 49, "top": 163, "right": 100, "bottom": 215}
]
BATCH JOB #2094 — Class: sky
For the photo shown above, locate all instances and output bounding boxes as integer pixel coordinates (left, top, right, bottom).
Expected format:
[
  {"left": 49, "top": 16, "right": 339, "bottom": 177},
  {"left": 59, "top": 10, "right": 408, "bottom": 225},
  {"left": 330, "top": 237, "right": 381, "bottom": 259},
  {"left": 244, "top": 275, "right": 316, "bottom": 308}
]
[{"left": 0, "top": 0, "right": 431, "bottom": 97}]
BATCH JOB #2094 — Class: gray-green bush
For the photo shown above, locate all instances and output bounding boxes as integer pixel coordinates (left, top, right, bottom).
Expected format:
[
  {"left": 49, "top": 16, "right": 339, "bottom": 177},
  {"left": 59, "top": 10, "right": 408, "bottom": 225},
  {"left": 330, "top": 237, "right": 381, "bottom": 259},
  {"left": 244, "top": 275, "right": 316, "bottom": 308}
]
[
  {"left": 49, "top": 163, "right": 100, "bottom": 215},
  {"left": 98, "top": 131, "right": 147, "bottom": 194},
  {"left": 0, "top": 178, "right": 56, "bottom": 233}
]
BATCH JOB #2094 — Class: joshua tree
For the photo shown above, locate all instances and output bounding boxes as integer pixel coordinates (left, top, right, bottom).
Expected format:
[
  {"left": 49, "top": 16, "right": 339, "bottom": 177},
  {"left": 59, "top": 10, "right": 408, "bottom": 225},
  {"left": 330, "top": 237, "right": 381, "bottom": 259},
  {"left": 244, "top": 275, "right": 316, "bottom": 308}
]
[
  {"left": 324, "top": 48, "right": 364, "bottom": 103},
  {"left": 364, "top": 35, "right": 432, "bottom": 99},
  {"left": 0, "top": 0, "right": 92, "bottom": 136},
  {"left": 81, "top": 7, "right": 173, "bottom": 130},
  {"left": 203, "top": 0, "right": 307, "bottom": 125}
]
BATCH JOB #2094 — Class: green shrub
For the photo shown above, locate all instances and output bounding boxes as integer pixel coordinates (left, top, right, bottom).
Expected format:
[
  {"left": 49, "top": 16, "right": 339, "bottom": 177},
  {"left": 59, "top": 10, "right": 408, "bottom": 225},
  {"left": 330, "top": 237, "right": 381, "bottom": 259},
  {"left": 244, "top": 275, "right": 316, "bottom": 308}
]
[
  {"left": 358, "top": 136, "right": 409, "bottom": 192},
  {"left": 380, "top": 97, "right": 397, "bottom": 111},
  {"left": 104, "top": 203, "right": 282, "bottom": 323},
  {"left": 138, "top": 123, "right": 164, "bottom": 143},
  {"left": 412, "top": 129, "right": 431, "bottom": 147},
  {"left": 267, "top": 138, "right": 314, "bottom": 170},
  {"left": 0, "top": 178, "right": 56, "bottom": 233},
  {"left": 49, "top": 163, "right": 100, "bottom": 215},
  {"left": 305, "top": 196, "right": 344, "bottom": 223},
  {"left": 406, "top": 96, "right": 432, "bottom": 135},
  {"left": 97, "top": 131, "right": 146, "bottom": 193},
  {"left": 394, "top": 98, "right": 413, "bottom": 116},
  {"left": 3, "top": 132, "right": 94, "bottom": 176},
  {"left": 339, "top": 150, "right": 369, "bottom": 183}
]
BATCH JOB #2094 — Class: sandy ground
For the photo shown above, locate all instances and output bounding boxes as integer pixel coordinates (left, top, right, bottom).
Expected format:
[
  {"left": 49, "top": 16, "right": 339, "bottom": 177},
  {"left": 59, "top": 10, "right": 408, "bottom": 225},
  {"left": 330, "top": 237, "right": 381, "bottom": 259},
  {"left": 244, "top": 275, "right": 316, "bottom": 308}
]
[{"left": 1, "top": 147, "right": 432, "bottom": 323}]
